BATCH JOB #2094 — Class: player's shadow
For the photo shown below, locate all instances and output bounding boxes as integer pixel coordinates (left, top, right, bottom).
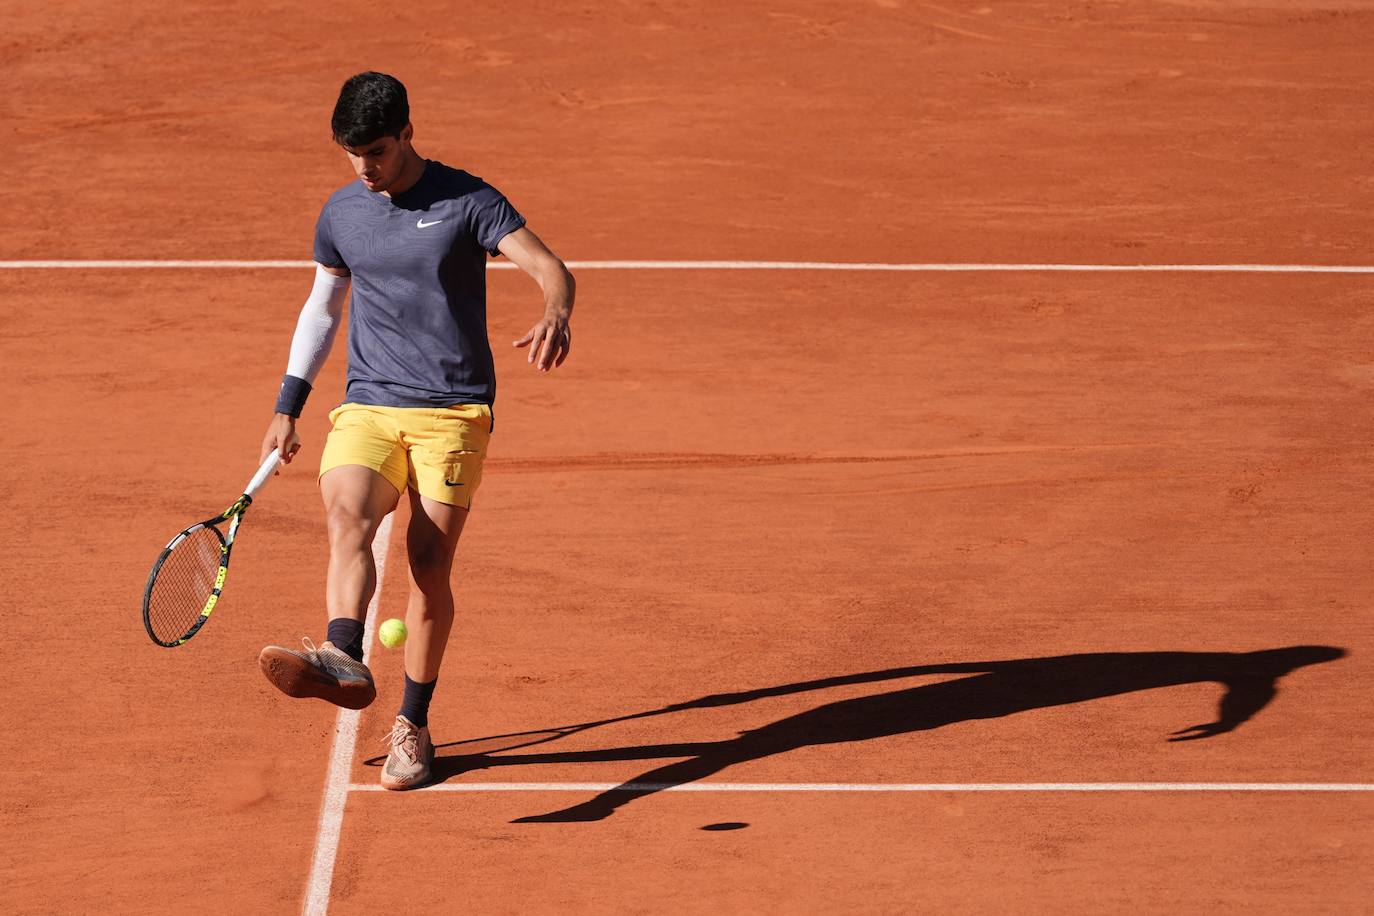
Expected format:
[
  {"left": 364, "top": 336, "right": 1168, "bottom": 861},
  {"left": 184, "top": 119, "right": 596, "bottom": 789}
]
[{"left": 417, "top": 646, "right": 1345, "bottom": 823}]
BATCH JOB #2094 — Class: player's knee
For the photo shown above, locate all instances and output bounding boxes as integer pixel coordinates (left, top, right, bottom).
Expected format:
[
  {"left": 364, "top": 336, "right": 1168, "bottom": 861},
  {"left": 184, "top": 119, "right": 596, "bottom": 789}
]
[
  {"left": 325, "top": 503, "right": 377, "bottom": 550},
  {"left": 407, "top": 541, "right": 454, "bottom": 584}
]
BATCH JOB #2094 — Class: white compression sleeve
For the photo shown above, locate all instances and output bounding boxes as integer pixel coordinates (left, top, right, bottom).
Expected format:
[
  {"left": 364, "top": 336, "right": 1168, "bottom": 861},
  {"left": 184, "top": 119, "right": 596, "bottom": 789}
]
[{"left": 285, "top": 265, "right": 350, "bottom": 383}]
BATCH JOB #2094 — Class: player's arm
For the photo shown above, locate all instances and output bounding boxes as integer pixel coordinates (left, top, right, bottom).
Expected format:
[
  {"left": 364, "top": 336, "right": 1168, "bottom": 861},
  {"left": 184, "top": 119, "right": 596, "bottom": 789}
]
[
  {"left": 500, "top": 227, "right": 575, "bottom": 372},
  {"left": 259, "top": 263, "right": 351, "bottom": 466}
]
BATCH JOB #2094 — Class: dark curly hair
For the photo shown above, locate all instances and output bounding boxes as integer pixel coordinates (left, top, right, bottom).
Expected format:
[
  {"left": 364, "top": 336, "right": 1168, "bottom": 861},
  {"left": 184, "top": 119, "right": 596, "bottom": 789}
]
[{"left": 331, "top": 72, "right": 410, "bottom": 147}]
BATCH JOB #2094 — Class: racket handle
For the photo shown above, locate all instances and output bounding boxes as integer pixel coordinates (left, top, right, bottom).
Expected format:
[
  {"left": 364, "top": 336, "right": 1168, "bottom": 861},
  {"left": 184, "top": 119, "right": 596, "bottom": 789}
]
[{"left": 244, "top": 448, "right": 281, "bottom": 500}]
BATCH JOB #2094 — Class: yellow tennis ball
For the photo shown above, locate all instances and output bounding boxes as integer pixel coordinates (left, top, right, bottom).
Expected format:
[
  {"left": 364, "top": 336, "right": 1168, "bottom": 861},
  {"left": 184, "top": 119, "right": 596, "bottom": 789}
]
[{"left": 378, "top": 618, "right": 407, "bottom": 649}]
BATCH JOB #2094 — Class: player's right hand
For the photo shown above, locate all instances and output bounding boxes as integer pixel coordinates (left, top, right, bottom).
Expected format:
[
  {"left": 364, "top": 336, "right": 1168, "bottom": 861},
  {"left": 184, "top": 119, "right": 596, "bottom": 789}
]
[{"left": 260, "top": 413, "right": 302, "bottom": 472}]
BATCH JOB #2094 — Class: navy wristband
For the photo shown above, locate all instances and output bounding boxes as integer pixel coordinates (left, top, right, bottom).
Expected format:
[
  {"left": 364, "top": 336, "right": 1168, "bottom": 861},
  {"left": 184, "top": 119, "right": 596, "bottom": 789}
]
[{"left": 274, "top": 374, "right": 312, "bottom": 418}]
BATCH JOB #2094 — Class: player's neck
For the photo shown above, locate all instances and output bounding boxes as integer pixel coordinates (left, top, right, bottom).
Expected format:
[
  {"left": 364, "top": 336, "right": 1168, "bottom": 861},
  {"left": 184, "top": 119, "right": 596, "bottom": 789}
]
[{"left": 382, "top": 151, "right": 427, "bottom": 198}]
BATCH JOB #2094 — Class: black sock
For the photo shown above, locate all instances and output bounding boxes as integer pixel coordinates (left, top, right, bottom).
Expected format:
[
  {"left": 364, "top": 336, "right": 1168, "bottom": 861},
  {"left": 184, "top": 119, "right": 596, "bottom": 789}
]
[
  {"left": 399, "top": 675, "right": 438, "bottom": 728},
  {"left": 326, "top": 618, "right": 365, "bottom": 662}
]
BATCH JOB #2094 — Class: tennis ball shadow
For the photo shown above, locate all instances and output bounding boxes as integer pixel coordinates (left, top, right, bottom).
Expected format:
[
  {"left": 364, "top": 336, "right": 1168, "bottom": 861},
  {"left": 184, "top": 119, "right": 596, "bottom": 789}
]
[{"left": 701, "top": 822, "right": 749, "bottom": 831}]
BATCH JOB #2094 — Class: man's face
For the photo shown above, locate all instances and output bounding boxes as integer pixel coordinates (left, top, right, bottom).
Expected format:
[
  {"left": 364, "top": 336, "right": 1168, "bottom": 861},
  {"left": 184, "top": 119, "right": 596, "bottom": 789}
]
[{"left": 342, "top": 124, "right": 413, "bottom": 193}]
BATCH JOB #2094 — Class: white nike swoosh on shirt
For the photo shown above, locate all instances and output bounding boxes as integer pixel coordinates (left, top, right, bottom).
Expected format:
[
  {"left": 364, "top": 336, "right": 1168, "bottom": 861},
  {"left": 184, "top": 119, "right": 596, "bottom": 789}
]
[{"left": 417, "top": 218, "right": 444, "bottom": 228}]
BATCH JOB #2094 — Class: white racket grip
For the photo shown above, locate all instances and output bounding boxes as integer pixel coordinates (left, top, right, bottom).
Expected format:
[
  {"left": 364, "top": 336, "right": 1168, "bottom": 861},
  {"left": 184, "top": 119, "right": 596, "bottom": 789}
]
[{"left": 244, "top": 448, "right": 281, "bottom": 500}]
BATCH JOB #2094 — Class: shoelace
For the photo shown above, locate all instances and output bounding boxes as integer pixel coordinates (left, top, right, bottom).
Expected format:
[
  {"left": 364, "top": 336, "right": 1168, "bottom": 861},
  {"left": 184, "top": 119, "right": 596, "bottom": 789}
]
[
  {"left": 381, "top": 721, "right": 420, "bottom": 764},
  {"left": 302, "top": 638, "right": 371, "bottom": 680}
]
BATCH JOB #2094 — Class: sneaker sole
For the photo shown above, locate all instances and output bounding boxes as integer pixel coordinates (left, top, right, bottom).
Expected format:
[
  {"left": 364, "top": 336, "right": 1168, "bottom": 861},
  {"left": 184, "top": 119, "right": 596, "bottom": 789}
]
[
  {"left": 258, "top": 647, "right": 376, "bottom": 710},
  {"left": 380, "top": 773, "right": 430, "bottom": 791},
  {"left": 381, "top": 744, "right": 434, "bottom": 791},
  {"left": 381, "top": 763, "right": 432, "bottom": 791}
]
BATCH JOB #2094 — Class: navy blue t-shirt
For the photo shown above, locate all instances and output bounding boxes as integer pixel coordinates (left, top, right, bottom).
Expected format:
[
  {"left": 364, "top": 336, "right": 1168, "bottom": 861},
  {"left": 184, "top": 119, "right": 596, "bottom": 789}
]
[{"left": 313, "top": 160, "right": 526, "bottom": 408}]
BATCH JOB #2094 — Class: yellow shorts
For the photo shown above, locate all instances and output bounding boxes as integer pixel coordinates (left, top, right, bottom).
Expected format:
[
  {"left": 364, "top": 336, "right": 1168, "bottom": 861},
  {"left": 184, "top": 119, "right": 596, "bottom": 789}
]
[{"left": 319, "top": 402, "right": 492, "bottom": 509}]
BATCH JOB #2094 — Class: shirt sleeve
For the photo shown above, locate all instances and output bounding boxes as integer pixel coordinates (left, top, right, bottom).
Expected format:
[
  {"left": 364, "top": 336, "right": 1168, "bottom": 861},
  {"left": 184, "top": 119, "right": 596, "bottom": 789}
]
[
  {"left": 467, "top": 185, "right": 527, "bottom": 257},
  {"left": 312, "top": 201, "right": 347, "bottom": 269}
]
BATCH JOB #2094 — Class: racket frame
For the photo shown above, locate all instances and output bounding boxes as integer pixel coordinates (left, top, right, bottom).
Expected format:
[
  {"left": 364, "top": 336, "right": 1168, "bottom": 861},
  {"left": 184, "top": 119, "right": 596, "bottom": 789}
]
[
  {"left": 141, "top": 449, "right": 280, "bottom": 647},
  {"left": 142, "top": 502, "right": 249, "bottom": 646}
]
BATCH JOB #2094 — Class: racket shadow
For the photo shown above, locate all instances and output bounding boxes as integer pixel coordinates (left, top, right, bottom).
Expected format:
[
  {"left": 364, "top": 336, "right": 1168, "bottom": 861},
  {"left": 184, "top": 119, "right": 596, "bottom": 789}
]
[{"left": 412, "top": 645, "right": 1346, "bottom": 822}]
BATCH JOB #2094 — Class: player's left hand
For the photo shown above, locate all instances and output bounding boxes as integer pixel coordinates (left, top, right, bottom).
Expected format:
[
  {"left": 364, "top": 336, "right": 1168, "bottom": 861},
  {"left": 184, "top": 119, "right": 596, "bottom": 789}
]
[{"left": 514, "top": 314, "right": 571, "bottom": 372}]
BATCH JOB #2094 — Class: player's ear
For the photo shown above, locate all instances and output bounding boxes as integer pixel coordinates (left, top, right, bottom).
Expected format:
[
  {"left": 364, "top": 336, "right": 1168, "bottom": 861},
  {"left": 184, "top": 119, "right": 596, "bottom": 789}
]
[{"left": 400, "top": 122, "right": 414, "bottom": 145}]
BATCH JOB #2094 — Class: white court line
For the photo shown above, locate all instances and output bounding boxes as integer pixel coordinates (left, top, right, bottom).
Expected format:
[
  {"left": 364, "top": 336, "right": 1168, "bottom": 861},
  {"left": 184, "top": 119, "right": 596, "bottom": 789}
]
[
  {"left": 345, "top": 781, "right": 1374, "bottom": 792},
  {"left": 302, "top": 512, "right": 393, "bottom": 916},
  {"left": 2, "top": 259, "right": 1374, "bottom": 272}
]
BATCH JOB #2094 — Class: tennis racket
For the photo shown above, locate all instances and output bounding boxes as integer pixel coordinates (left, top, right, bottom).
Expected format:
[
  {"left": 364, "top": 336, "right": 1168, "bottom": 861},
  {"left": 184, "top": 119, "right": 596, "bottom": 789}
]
[{"left": 141, "top": 449, "right": 281, "bottom": 647}]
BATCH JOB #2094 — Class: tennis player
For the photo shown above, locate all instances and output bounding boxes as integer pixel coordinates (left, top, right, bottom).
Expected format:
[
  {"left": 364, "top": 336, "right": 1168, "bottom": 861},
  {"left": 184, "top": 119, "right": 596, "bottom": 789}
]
[{"left": 256, "top": 72, "right": 574, "bottom": 789}]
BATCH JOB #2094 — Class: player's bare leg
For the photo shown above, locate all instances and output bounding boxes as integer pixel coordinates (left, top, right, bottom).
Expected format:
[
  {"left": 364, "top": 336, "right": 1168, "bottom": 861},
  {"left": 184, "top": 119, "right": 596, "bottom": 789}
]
[
  {"left": 381, "top": 488, "right": 468, "bottom": 789},
  {"left": 321, "top": 464, "right": 401, "bottom": 624},
  {"left": 258, "top": 464, "right": 398, "bottom": 709},
  {"left": 403, "top": 488, "right": 469, "bottom": 681}
]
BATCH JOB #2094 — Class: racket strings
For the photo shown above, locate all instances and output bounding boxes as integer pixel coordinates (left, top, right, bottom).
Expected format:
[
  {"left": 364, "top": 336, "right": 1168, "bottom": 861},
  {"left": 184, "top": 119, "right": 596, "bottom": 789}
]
[{"left": 146, "top": 526, "right": 225, "bottom": 642}]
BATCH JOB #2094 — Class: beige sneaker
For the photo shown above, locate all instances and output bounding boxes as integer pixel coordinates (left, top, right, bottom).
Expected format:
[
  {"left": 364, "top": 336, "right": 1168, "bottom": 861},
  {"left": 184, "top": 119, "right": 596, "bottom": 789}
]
[
  {"left": 258, "top": 638, "right": 376, "bottom": 710},
  {"left": 381, "top": 715, "right": 433, "bottom": 790}
]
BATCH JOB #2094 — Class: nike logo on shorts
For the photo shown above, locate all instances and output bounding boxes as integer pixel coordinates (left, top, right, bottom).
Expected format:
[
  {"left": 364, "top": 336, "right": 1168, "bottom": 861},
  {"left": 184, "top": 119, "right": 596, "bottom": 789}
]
[
  {"left": 417, "top": 218, "right": 444, "bottom": 228},
  {"left": 444, "top": 479, "right": 465, "bottom": 487}
]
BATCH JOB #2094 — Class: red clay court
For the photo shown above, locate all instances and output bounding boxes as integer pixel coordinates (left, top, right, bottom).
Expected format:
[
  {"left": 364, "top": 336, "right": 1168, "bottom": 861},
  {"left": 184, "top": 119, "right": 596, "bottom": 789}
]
[{"left": 3, "top": 2, "right": 1373, "bottom": 913}]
